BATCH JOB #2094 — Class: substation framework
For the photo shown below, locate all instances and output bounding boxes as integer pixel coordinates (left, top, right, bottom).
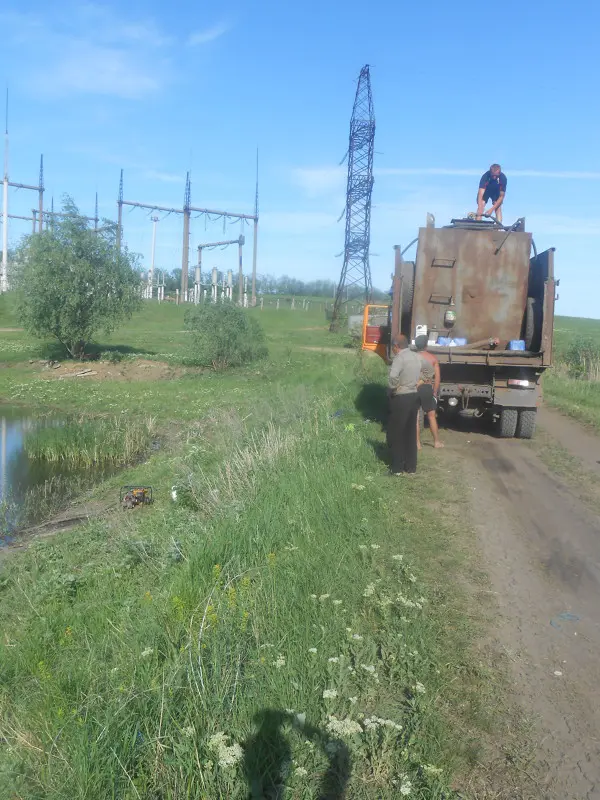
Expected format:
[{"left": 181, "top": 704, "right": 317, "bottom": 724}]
[
  {"left": 117, "top": 160, "right": 259, "bottom": 305},
  {"left": 196, "top": 235, "right": 246, "bottom": 305},
  {"left": 329, "top": 65, "right": 376, "bottom": 331}
]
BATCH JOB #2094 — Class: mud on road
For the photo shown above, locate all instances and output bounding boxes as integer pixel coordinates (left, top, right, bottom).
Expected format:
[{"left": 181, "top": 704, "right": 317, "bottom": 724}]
[{"left": 447, "top": 408, "right": 600, "bottom": 799}]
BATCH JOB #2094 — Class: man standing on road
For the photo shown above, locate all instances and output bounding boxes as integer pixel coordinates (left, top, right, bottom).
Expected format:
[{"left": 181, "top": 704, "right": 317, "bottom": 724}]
[
  {"left": 476, "top": 163, "right": 507, "bottom": 222},
  {"left": 387, "top": 334, "right": 421, "bottom": 475},
  {"left": 414, "top": 335, "right": 444, "bottom": 450}
]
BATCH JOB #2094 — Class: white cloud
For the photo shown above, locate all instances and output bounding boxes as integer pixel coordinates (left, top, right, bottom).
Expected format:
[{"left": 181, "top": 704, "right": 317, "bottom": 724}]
[
  {"left": 188, "top": 23, "right": 230, "bottom": 46},
  {"left": 377, "top": 167, "right": 600, "bottom": 180},
  {"left": 291, "top": 166, "right": 346, "bottom": 197},
  {"left": 261, "top": 210, "right": 338, "bottom": 235},
  {"left": 144, "top": 170, "right": 184, "bottom": 184}
]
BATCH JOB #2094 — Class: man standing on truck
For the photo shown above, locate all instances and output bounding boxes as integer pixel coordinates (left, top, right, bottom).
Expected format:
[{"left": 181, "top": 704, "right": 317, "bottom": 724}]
[
  {"left": 414, "top": 335, "right": 444, "bottom": 450},
  {"left": 387, "top": 334, "right": 421, "bottom": 475},
  {"left": 477, "top": 164, "right": 507, "bottom": 222}
]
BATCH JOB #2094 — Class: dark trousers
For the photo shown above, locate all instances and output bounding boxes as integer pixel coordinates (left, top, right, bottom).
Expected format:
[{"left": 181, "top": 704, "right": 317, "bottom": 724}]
[{"left": 387, "top": 393, "right": 419, "bottom": 473}]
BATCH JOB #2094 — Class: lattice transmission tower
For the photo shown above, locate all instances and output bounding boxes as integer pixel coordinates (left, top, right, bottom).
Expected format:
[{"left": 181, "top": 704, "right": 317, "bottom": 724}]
[{"left": 329, "top": 65, "right": 375, "bottom": 332}]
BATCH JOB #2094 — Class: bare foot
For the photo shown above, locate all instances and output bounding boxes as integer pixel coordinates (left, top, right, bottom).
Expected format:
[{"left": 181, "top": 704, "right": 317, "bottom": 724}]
[{"left": 434, "top": 441, "right": 444, "bottom": 449}]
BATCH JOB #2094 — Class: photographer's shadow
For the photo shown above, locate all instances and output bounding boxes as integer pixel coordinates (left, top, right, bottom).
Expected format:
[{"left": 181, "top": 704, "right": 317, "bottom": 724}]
[{"left": 243, "top": 708, "right": 351, "bottom": 800}]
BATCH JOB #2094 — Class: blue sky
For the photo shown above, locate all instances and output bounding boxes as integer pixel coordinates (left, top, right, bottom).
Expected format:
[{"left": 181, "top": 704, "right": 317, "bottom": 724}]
[{"left": 0, "top": 0, "right": 598, "bottom": 316}]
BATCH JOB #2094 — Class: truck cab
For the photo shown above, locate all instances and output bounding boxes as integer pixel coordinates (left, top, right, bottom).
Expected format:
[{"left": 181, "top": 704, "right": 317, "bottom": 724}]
[{"left": 363, "top": 217, "right": 556, "bottom": 438}]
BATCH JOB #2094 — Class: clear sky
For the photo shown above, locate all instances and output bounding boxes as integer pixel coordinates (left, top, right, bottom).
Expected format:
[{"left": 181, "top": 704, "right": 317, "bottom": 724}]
[{"left": 0, "top": 0, "right": 598, "bottom": 316}]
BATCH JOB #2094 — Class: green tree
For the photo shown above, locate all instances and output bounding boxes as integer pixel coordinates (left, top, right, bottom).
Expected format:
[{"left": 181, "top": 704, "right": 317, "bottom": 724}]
[
  {"left": 185, "top": 302, "right": 267, "bottom": 370},
  {"left": 15, "top": 197, "right": 142, "bottom": 358}
]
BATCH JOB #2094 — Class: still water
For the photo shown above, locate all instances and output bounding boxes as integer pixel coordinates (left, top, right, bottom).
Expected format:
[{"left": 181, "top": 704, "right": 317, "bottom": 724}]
[{"left": 0, "top": 406, "right": 111, "bottom": 545}]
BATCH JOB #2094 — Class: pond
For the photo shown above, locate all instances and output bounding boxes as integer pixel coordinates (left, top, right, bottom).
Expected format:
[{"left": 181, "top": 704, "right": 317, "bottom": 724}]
[{"left": 0, "top": 406, "right": 115, "bottom": 546}]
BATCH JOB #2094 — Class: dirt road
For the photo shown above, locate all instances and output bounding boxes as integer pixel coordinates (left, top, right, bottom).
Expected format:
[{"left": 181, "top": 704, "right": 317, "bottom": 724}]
[{"left": 449, "top": 408, "right": 600, "bottom": 799}]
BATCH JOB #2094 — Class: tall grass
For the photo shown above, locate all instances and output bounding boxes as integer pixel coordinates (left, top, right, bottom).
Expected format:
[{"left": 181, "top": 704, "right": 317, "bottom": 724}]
[
  {"left": 544, "top": 334, "right": 600, "bottom": 429},
  {"left": 0, "top": 393, "right": 491, "bottom": 799},
  {"left": 24, "top": 416, "right": 156, "bottom": 467}
]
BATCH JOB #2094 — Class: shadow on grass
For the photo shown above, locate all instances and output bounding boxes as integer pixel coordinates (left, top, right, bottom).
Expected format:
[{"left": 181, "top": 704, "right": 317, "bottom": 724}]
[
  {"left": 38, "top": 342, "right": 157, "bottom": 361},
  {"left": 243, "top": 709, "right": 351, "bottom": 800},
  {"left": 366, "top": 437, "right": 391, "bottom": 469},
  {"left": 355, "top": 382, "right": 388, "bottom": 428}
]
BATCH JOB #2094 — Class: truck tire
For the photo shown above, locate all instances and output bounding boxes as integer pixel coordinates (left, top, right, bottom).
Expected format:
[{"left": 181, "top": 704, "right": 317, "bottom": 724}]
[
  {"left": 525, "top": 297, "right": 542, "bottom": 352},
  {"left": 515, "top": 409, "right": 537, "bottom": 439},
  {"left": 498, "top": 408, "right": 518, "bottom": 438}
]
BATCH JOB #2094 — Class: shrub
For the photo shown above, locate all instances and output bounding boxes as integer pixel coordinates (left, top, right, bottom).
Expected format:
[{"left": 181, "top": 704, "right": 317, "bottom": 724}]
[
  {"left": 563, "top": 336, "right": 600, "bottom": 380},
  {"left": 184, "top": 303, "right": 268, "bottom": 370}
]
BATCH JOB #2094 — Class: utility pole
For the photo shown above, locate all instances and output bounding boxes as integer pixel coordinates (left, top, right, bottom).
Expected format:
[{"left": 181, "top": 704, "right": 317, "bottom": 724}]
[
  {"left": 238, "top": 233, "right": 244, "bottom": 305},
  {"left": 116, "top": 169, "right": 123, "bottom": 253},
  {"left": 2, "top": 89, "right": 8, "bottom": 293},
  {"left": 252, "top": 149, "right": 258, "bottom": 307},
  {"left": 149, "top": 216, "right": 158, "bottom": 300},
  {"left": 38, "top": 155, "right": 44, "bottom": 232},
  {"left": 181, "top": 172, "right": 191, "bottom": 299}
]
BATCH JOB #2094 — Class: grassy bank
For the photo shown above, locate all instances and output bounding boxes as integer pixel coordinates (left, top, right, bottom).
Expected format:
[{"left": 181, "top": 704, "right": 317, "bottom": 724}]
[
  {"left": 0, "top": 298, "right": 527, "bottom": 797},
  {"left": 543, "top": 316, "right": 600, "bottom": 430}
]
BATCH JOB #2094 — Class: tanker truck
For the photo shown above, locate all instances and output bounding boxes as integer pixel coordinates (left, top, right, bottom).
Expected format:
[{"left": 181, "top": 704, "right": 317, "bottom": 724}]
[{"left": 362, "top": 216, "right": 557, "bottom": 439}]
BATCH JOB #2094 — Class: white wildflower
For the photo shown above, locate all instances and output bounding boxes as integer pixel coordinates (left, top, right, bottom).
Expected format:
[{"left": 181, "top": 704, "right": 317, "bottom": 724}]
[
  {"left": 348, "top": 696, "right": 358, "bottom": 704},
  {"left": 399, "top": 775, "right": 413, "bottom": 795},
  {"left": 409, "top": 573, "right": 417, "bottom": 583},
  {"left": 207, "top": 732, "right": 244, "bottom": 768},
  {"left": 272, "top": 654, "right": 286, "bottom": 669},
  {"left": 294, "top": 766, "right": 308, "bottom": 777},
  {"left": 284, "top": 544, "right": 299, "bottom": 552},
  {"left": 352, "top": 633, "right": 363, "bottom": 641},
  {"left": 322, "top": 688, "right": 338, "bottom": 699},
  {"left": 392, "top": 554, "right": 404, "bottom": 561},
  {"left": 351, "top": 483, "right": 365, "bottom": 491},
  {"left": 325, "top": 715, "right": 363, "bottom": 737},
  {"left": 310, "top": 594, "right": 317, "bottom": 599},
  {"left": 370, "top": 544, "right": 380, "bottom": 550},
  {"left": 345, "top": 627, "right": 352, "bottom": 633},
  {"left": 333, "top": 599, "right": 342, "bottom": 606},
  {"left": 319, "top": 594, "right": 330, "bottom": 602},
  {"left": 182, "top": 726, "right": 195, "bottom": 737},
  {"left": 414, "top": 682, "right": 426, "bottom": 694},
  {"left": 363, "top": 583, "right": 376, "bottom": 597},
  {"left": 141, "top": 647, "right": 154, "bottom": 658},
  {"left": 361, "top": 664, "right": 375, "bottom": 674},
  {"left": 358, "top": 545, "right": 368, "bottom": 551},
  {"left": 328, "top": 657, "right": 339, "bottom": 663},
  {"left": 308, "top": 647, "right": 317, "bottom": 654},
  {"left": 423, "top": 764, "right": 443, "bottom": 776}
]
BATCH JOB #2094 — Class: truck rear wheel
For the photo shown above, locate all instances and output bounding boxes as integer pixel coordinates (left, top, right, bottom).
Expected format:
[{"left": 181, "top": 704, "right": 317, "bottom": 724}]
[
  {"left": 498, "top": 408, "right": 518, "bottom": 438},
  {"left": 515, "top": 409, "right": 537, "bottom": 439},
  {"left": 524, "top": 297, "right": 542, "bottom": 352}
]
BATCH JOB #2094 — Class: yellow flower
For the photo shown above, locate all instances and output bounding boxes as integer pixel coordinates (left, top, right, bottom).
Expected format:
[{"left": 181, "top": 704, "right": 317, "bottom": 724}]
[
  {"left": 241, "top": 610, "right": 250, "bottom": 632},
  {"left": 212, "top": 564, "right": 222, "bottom": 581},
  {"left": 227, "top": 587, "right": 237, "bottom": 609},
  {"left": 64, "top": 626, "right": 72, "bottom": 637},
  {"left": 267, "top": 552, "right": 276, "bottom": 567},
  {"left": 143, "top": 591, "right": 153, "bottom": 603}
]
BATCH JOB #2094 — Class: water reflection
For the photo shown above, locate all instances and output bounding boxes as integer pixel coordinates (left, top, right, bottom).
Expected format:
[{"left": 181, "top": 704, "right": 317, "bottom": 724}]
[{"left": 0, "top": 407, "right": 114, "bottom": 545}]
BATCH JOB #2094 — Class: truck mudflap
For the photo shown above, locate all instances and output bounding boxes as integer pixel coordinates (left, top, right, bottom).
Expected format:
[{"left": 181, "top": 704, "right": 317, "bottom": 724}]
[{"left": 493, "top": 387, "right": 539, "bottom": 408}]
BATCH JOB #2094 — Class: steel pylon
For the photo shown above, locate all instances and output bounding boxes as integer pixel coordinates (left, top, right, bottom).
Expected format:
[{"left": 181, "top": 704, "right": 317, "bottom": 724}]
[{"left": 329, "top": 65, "right": 375, "bottom": 331}]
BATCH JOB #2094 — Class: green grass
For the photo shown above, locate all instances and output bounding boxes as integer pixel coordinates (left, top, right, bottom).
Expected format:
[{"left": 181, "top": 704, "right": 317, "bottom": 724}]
[
  {"left": 0, "top": 295, "right": 537, "bottom": 797},
  {"left": 24, "top": 416, "right": 157, "bottom": 467}
]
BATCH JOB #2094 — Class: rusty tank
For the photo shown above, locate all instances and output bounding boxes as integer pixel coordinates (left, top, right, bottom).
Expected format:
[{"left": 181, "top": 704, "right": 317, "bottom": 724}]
[{"left": 362, "top": 216, "right": 557, "bottom": 438}]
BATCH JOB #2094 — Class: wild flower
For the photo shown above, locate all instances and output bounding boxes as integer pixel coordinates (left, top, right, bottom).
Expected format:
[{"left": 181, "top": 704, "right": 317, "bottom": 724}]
[
  {"left": 319, "top": 594, "right": 330, "bottom": 602},
  {"left": 414, "top": 682, "right": 426, "bottom": 694},
  {"left": 141, "top": 647, "right": 154, "bottom": 658},
  {"left": 308, "top": 647, "right": 317, "bottom": 654},
  {"left": 183, "top": 726, "right": 195, "bottom": 737},
  {"left": 370, "top": 544, "right": 380, "bottom": 550},
  {"left": 284, "top": 544, "right": 298, "bottom": 552},
  {"left": 322, "top": 689, "right": 338, "bottom": 699},
  {"left": 328, "top": 657, "right": 339, "bottom": 663},
  {"left": 267, "top": 552, "right": 276, "bottom": 567},
  {"left": 359, "top": 545, "right": 368, "bottom": 551},
  {"left": 310, "top": 594, "right": 317, "bottom": 599},
  {"left": 352, "top": 634, "right": 363, "bottom": 641},
  {"left": 399, "top": 775, "right": 413, "bottom": 795},
  {"left": 423, "top": 764, "right": 443, "bottom": 776},
  {"left": 363, "top": 583, "right": 376, "bottom": 597},
  {"left": 326, "top": 715, "right": 363, "bottom": 737},
  {"left": 348, "top": 696, "right": 358, "bottom": 704},
  {"left": 363, "top": 716, "right": 402, "bottom": 731},
  {"left": 333, "top": 599, "right": 342, "bottom": 606},
  {"left": 361, "top": 664, "right": 375, "bottom": 674},
  {"left": 409, "top": 573, "right": 417, "bottom": 583},
  {"left": 207, "top": 732, "right": 244, "bottom": 768},
  {"left": 392, "top": 554, "right": 404, "bottom": 561},
  {"left": 351, "top": 483, "right": 365, "bottom": 491},
  {"left": 294, "top": 766, "right": 308, "bottom": 777},
  {"left": 272, "top": 654, "right": 286, "bottom": 669}
]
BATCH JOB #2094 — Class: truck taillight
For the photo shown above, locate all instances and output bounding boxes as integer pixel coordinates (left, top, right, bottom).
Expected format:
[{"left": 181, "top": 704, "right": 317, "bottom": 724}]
[{"left": 508, "top": 379, "right": 531, "bottom": 388}]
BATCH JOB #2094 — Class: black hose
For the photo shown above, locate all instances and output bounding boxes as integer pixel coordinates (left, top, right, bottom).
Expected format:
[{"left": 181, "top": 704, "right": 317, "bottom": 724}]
[{"left": 401, "top": 238, "right": 418, "bottom": 257}]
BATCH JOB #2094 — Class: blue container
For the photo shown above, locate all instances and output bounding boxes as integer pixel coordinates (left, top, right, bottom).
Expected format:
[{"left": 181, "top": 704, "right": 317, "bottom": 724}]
[
  {"left": 452, "top": 337, "right": 467, "bottom": 347},
  {"left": 508, "top": 339, "right": 526, "bottom": 351},
  {"left": 437, "top": 336, "right": 450, "bottom": 346}
]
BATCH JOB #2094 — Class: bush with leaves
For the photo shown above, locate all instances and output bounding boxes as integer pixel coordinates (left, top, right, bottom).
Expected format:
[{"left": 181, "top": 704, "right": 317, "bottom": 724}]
[
  {"left": 14, "top": 197, "right": 142, "bottom": 359},
  {"left": 185, "top": 302, "right": 268, "bottom": 370},
  {"left": 563, "top": 336, "right": 600, "bottom": 380}
]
